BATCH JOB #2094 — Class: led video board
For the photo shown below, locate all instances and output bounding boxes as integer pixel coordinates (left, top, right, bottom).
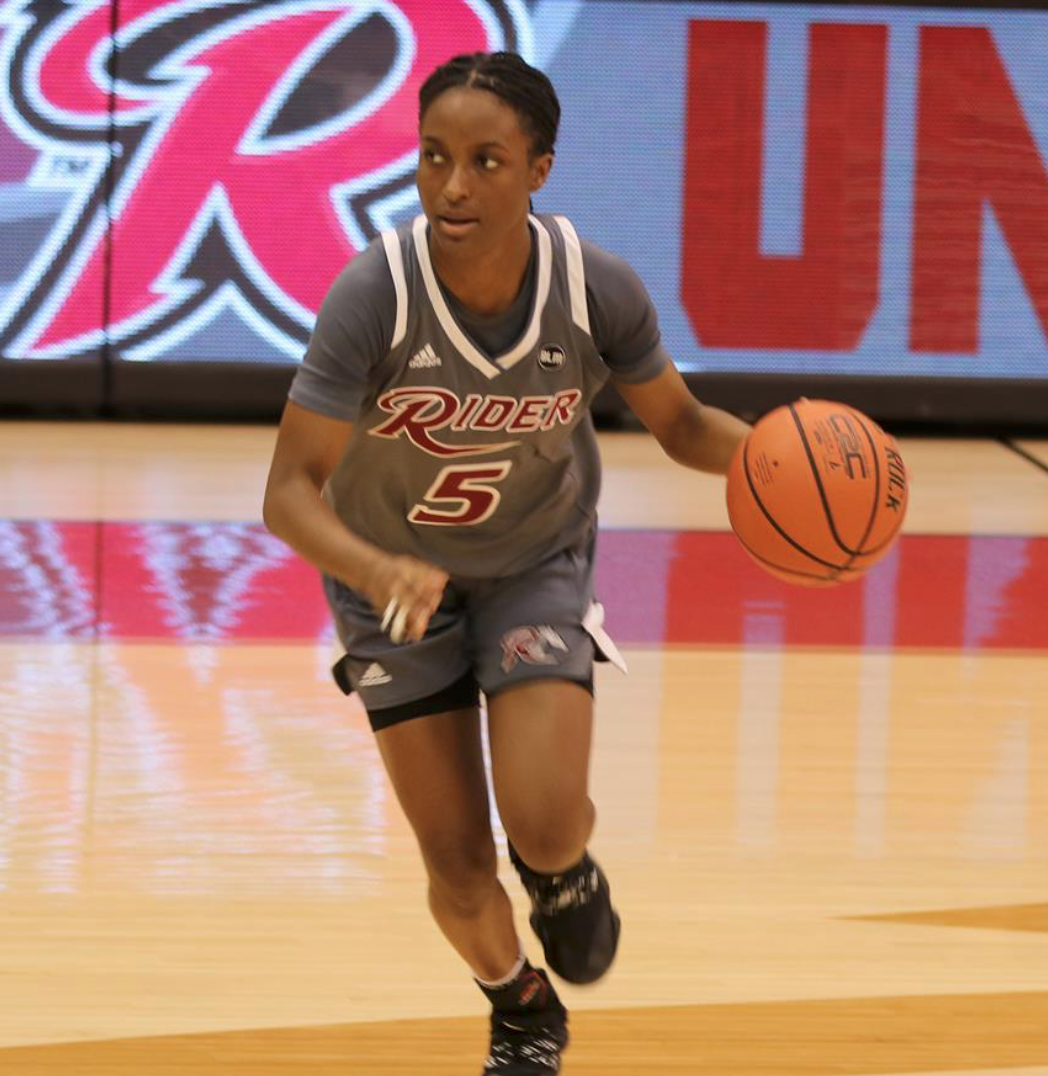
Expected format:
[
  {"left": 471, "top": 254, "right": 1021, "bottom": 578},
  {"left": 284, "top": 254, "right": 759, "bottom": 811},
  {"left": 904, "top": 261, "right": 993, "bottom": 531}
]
[{"left": 2, "top": 2, "right": 1047, "bottom": 415}]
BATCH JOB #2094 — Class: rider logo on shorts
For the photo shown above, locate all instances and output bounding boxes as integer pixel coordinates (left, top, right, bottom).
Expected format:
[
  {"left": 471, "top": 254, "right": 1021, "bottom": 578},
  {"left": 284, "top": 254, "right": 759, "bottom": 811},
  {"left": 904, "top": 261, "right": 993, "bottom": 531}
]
[
  {"left": 501, "top": 626, "right": 569, "bottom": 672},
  {"left": 538, "top": 344, "right": 566, "bottom": 370}
]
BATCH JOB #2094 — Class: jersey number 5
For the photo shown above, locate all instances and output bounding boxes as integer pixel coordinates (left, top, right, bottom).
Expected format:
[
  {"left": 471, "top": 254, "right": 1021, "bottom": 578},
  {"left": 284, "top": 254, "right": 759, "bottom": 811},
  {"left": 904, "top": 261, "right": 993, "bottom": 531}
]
[{"left": 408, "top": 462, "right": 513, "bottom": 526}]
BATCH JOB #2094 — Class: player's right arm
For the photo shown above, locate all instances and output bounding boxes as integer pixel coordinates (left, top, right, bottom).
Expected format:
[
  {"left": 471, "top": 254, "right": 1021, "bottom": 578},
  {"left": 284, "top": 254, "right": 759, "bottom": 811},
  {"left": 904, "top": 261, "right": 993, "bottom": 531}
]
[
  {"left": 263, "top": 240, "right": 447, "bottom": 641},
  {"left": 263, "top": 398, "right": 366, "bottom": 583},
  {"left": 263, "top": 400, "right": 447, "bottom": 643}
]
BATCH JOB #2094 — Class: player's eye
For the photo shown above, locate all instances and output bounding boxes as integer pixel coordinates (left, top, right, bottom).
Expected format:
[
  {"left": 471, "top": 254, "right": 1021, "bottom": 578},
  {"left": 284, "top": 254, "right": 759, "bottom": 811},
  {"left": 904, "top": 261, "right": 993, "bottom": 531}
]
[
  {"left": 422, "top": 148, "right": 445, "bottom": 164},
  {"left": 478, "top": 155, "right": 500, "bottom": 171}
]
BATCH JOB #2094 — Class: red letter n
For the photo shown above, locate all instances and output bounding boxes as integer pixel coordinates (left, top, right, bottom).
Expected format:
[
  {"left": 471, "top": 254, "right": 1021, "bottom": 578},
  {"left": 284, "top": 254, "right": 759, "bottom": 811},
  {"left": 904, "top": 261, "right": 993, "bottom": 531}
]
[{"left": 911, "top": 27, "right": 1048, "bottom": 353}]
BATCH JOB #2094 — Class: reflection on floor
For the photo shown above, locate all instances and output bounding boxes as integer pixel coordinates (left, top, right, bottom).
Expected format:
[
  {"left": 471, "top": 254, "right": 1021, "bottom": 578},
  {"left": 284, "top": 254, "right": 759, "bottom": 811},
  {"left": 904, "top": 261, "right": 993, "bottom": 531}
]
[{"left": 2, "top": 522, "right": 1046, "bottom": 649}]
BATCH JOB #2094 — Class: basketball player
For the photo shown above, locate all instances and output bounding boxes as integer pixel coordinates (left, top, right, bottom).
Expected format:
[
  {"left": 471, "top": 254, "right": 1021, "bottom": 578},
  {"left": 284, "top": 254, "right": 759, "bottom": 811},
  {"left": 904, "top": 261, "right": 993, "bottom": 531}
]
[{"left": 263, "top": 52, "right": 750, "bottom": 1075}]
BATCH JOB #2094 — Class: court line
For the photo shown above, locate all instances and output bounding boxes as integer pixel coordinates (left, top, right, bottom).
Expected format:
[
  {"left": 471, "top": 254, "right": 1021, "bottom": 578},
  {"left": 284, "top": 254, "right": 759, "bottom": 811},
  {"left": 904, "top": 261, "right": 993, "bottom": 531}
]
[
  {"left": 3, "top": 991, "right": 1046, "bottom": 1075},
  {"left": 1001, "top": 439, "right": 1048, "bottom": 478}
]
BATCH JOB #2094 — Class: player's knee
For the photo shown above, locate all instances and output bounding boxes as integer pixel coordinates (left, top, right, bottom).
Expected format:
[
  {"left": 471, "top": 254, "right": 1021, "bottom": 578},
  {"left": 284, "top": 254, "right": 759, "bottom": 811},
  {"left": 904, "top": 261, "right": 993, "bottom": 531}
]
[
  {"left": 503, "top": 802, "right": 593, "bottom": 874},
  {"left": 421, "top": 835, "right": 498, "bottom": 913}
]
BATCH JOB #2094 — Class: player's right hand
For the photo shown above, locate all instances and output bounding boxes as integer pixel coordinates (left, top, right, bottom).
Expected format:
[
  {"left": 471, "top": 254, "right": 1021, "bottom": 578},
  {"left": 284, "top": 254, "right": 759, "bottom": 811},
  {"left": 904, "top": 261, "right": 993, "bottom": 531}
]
[{"left": 368, "top": 554, "right": 449, "bottom": 644}]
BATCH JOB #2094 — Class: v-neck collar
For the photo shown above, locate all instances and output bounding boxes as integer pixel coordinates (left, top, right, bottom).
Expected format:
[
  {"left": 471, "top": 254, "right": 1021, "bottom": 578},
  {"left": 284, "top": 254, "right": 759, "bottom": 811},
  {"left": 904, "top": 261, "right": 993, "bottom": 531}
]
[{"left": 412, "top": 214, "right": 552, "bottom": 380}]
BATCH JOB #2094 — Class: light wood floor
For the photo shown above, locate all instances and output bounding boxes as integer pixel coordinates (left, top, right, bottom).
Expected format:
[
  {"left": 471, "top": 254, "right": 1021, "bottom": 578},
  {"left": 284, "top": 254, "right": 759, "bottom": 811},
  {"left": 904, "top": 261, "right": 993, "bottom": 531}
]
[{"left": 0, "top": 423, "right": 1046, "bottom": 1076}]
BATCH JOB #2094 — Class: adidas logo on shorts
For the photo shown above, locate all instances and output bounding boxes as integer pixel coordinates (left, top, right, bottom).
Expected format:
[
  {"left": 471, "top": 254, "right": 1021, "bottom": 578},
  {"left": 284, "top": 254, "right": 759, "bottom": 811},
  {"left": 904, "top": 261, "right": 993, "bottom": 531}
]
[
  {"left": 359, "top": 662, "right": 392, "bottom": 687},
  {"left": 409, "top": 343, "right": 441, "bottom": 369}
]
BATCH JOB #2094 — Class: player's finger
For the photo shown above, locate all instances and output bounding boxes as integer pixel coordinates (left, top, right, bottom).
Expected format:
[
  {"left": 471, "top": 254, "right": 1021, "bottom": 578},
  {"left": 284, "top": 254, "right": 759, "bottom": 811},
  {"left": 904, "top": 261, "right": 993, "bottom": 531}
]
[
  {"left": 407, "top": 605, "right": 436, "bottom": 642},
  {"left": 398, "top": 604, "right": 434, "bottom": 644},
  {"left": 381, "top": 598, "right": 398, "bottom": 633},
  {"left": 390, "top": 603, "right": 410, "bottom": 644}
]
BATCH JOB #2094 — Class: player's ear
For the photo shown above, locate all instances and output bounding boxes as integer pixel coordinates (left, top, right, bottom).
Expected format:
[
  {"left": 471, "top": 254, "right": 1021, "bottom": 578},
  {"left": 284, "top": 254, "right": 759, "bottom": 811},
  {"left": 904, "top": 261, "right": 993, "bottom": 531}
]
[{"left": 529, "top": 152, "right": 553, "bottom": 193}]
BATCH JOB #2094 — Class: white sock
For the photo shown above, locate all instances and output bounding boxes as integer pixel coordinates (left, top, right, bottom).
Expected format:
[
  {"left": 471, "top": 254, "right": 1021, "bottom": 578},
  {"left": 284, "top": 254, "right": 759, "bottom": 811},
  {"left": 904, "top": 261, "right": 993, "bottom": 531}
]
[{"left": 474, "top": 948, "right": 527, "bottom": 990}]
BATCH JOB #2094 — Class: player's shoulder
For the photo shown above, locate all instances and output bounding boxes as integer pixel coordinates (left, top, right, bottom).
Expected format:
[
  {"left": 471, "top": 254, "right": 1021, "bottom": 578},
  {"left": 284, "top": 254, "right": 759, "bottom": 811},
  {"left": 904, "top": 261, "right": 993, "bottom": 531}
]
[
  {"left": 574, "top": 235, "right": 652, "bottom": 321},
  {"left": 537, "top": 217, "right": 661, "bottom": 361},
  {"left": 308, "top": 231, "right": 404, "bottom": 366},
  {"left": 578, "top": 235, "right": 639, "bottom": 286},
  {"left": 312, "top": 233, "right": 404, "bottom": 351},
  {"left": 324, "top": 232, "right": 398, "bottom": 300},
  {"left": 553, "top": 214, "right": 635, "bottom": 271}
]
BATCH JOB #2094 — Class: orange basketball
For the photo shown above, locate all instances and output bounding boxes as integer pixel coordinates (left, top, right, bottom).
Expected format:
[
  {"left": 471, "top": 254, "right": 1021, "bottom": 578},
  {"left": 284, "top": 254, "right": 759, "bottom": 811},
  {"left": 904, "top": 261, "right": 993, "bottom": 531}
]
[{"left": 726, "top": 399, "right": 908, "bottom": 587}]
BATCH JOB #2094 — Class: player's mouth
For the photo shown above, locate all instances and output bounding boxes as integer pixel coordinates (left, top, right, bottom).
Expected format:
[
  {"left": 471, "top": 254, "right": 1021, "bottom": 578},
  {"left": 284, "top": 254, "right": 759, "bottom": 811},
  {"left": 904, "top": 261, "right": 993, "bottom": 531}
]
[{"left": 436, "top": 214, "right": 479, "bottom": 239}]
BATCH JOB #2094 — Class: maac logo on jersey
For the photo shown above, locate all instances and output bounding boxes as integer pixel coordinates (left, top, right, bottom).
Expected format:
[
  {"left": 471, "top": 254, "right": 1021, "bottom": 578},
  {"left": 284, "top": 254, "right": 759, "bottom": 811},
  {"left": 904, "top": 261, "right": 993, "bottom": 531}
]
[
  {"left": 538, "top": 344, "right": 566, "bottom": 370},
  {"left": 0, "top": 0, "right": 529, "bottom": 360}
]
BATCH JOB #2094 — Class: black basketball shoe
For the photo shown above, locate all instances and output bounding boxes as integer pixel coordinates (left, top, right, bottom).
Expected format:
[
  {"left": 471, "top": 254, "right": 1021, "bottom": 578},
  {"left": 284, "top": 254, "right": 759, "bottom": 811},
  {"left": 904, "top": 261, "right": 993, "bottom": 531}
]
[
  {"left": 508, "top": 845, "right": 621, "bottom": 985},
  {"left": 478, "top": 965, "right": 569, "bottom": 1075}
]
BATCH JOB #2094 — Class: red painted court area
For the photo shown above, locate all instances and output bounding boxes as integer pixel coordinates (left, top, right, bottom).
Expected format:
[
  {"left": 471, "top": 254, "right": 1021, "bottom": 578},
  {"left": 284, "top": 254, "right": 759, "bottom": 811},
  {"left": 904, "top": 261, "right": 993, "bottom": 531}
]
[{"left": 0, "top": 521, "right": 1045, "bottom": 650}]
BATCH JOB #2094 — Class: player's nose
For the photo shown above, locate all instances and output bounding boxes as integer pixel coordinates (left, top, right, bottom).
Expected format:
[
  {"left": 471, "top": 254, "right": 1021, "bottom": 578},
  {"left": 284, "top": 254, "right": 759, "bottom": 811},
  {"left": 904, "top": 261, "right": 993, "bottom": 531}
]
[{"left": 443, "top": 164, "right": 471, "bottom": 202}]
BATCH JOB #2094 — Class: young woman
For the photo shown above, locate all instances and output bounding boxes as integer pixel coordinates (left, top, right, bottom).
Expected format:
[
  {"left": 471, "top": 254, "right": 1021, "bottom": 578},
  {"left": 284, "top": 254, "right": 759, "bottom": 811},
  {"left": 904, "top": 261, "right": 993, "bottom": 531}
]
[{"left": 263, "top": 51, "right": 750, "bottom": 1075}]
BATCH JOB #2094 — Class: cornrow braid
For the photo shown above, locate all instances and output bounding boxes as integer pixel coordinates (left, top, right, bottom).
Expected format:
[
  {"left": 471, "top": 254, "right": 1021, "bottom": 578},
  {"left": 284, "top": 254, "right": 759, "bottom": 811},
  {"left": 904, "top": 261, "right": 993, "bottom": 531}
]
[{"left": 419, "top": 51, "right": 560, "bottom": 157}]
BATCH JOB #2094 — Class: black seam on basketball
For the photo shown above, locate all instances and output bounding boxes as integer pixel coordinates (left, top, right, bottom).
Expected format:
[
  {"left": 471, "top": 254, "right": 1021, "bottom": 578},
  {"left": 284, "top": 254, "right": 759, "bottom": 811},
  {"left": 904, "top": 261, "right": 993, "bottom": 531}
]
[
  {"left": 741, "top": 437, "right": 849, "bottom": 572},
  {"left": 734, "top": 528, "right": 849, "bottom": 583},
  {"left": 843, "top": 408, "right": 882, "bottom": 567},
  {"left": 789, "top": 403, "right": 864, "bottom": 559},
  {"left": 855, "top": 498, "right": 906, "bottom": 556},
  {"left": 853, "top": 414, "right": 907, "bottom": 556}
]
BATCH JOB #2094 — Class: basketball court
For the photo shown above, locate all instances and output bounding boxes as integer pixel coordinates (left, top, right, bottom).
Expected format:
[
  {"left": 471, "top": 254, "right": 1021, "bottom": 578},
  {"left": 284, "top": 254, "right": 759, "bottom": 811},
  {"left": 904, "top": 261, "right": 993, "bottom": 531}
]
[{"left": 0, "top": 421, "right": 1045, "bottom": 1074}]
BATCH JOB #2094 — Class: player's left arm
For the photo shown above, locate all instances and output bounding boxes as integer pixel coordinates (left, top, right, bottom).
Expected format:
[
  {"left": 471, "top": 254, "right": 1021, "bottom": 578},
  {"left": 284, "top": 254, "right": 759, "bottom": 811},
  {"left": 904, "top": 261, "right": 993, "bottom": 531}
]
[
  {"left": 614, "top": 364, "right": 751, "bottom": 476},
  {"left": 580, "top": 236, "right": 750, "bottom": 474}
]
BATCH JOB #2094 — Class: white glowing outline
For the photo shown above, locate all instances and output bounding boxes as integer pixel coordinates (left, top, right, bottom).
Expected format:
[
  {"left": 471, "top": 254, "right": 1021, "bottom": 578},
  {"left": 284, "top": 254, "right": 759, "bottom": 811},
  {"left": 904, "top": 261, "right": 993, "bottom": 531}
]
[{"left": 238, "top": 0, "right": 414, "bottom": 155}]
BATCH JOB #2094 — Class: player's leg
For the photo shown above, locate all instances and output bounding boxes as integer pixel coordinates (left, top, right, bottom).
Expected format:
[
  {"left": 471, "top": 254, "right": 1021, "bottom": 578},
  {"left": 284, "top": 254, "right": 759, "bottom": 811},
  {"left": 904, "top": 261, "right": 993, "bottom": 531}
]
[
  {"left": 487, "top": 679, "right": 621, "bottom": 986},
  {"left": 374, "top": 705, "right": 518, "bottom": 981},
  {"left": 377, "top": 706, "right": 570, "bottom": 1074},
  {"left": 326, "top": 577, "right": 568, "bottom": 1071},
  {"left": 487, "top": 679, "right": 594, "bottom": 871},
  {"left": 471, "top": 537, "right": 624, "bottom": 987},
  {"left": 326, "top": 577, "right": 520, "bottom": 977}
]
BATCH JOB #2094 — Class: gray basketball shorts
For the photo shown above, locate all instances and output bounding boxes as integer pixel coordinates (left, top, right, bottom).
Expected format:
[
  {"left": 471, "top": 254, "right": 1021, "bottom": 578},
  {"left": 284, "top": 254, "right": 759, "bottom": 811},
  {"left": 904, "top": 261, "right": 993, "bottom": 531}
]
[{"left": 322, "top": 540, "right": 627, "bottom": 732}]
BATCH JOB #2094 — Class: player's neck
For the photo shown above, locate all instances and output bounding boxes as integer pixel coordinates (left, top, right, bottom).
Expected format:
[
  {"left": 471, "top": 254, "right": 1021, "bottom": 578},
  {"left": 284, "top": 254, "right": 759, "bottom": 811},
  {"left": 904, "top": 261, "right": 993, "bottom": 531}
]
[{"left": 431, "top": 224, "right": 533, "bottom": 317}]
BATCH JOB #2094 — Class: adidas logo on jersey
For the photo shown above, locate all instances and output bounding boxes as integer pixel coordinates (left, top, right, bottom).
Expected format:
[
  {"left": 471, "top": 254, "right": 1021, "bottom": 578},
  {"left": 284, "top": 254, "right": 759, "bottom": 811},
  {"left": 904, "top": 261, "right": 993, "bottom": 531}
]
[
  {"left": 359, "top": 662, "right": 392, "bottom": 687},
  {"left": 409, "top": 344, "right": 441, "bottom": 369}
]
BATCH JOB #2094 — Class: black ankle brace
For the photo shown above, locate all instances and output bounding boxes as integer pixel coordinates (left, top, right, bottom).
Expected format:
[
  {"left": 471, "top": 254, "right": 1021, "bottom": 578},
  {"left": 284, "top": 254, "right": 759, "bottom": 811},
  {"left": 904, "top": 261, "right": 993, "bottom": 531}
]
[
  {"left": 476, "top": 962, "right": 551, "bottom": 1012},
  {"left": 508, "top": 845, "right": 601, "bottom": 916}
]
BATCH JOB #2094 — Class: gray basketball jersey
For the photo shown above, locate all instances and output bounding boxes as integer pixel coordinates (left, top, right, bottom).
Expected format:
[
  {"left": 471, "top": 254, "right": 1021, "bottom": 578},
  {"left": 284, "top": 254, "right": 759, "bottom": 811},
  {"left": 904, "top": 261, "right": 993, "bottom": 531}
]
[{"left": 323, "top": 213, "right": 609, "bottom": 580}]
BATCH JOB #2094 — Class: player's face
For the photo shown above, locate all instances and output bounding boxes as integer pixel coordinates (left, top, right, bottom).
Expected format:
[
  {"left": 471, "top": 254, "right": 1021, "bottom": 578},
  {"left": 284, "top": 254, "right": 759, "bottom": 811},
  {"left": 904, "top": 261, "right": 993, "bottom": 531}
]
[{"left": 417, "top": 87, "right": 552, "bottom": 260}]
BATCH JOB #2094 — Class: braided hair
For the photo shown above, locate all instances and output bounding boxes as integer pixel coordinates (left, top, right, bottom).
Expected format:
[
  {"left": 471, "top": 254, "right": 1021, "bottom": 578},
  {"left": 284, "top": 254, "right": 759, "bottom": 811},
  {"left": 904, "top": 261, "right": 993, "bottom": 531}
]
[{"left": 419, "top": 52, "right": 560, "bottom": 158}]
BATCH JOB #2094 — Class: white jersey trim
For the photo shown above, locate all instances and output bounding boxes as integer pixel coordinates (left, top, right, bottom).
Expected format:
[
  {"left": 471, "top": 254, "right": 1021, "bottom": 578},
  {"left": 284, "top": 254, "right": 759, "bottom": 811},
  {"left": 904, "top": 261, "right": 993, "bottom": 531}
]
[
  {"left": 410, "top": 214, "right": 553, "bottom": 378},
  {"left": 412, "top": 215, "right": 499, "bottom": 379},
  {"left": 553, "top": 215, "right": 591, "bottom": 336},
  {"left": 495, "top": 216, "right": 552, "bottom": 372},
  {"left": 380, "top": 228, "right": 408, "bottom": 350}
]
